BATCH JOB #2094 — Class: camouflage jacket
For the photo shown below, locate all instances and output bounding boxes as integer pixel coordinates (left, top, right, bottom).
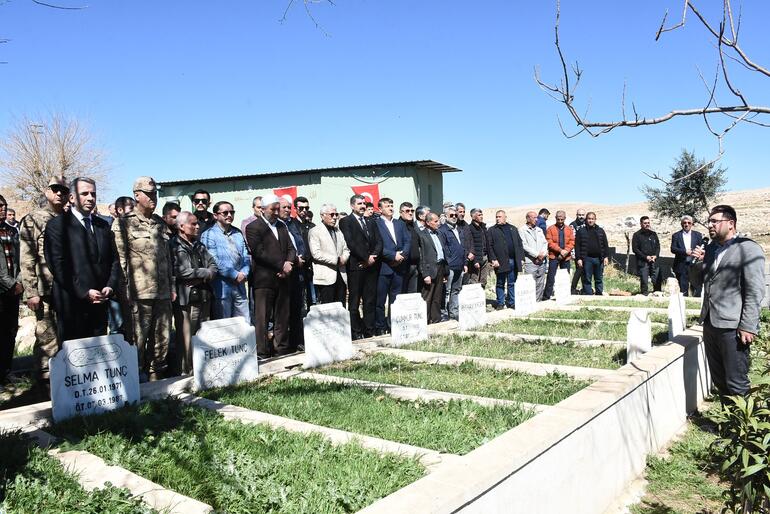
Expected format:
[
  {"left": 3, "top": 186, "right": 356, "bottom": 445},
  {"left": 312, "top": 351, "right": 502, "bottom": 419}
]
[
  {"left": 112, "top": 211, "right": 175, "bottom": 300},
  {"left": 19, "top": 205, "right": 58, "bottom": 300}
]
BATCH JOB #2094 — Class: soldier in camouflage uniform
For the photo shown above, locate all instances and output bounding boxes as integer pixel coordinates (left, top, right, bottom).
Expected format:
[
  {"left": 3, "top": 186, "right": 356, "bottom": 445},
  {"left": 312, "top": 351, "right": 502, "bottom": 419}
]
[
  {"left": 18, "top": 176, "right": 68, "bottom": 385},
  {"left": 113, "top": 176, "right": 175, "bottom": 381}
]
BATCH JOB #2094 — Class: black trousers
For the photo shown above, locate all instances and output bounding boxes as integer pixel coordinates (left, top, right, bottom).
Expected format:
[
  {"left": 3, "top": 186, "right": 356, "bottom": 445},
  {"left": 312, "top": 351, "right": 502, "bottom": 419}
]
[
  {"left": 703, "top": 319, "right": 751, "bottom": 397},
  {"left": 253, "top": 281, "right": 290, "bottom": 357},
  {"left": 316, "top": 272, "right": 347, "bottom": 305},
  {"left": 0, "top": 293, "right": 20, "bottom": 380},
  {"left": 58, "top": 301, "right": 108, "bottom": 343},
  {"left": 347, "top": 266, "right": 379, "bottom": 338},
  {"left": 638, "top": 260, "right": 661, "bottom": 294},
  {"left": 404, "top": 264, "right": 420, "bottom": 294},
  {"left": 421, "top": 263, "right": 447, "bottom": 324},
  {"left": 288, "top": 269, "right": 305, "bottom": 352}
]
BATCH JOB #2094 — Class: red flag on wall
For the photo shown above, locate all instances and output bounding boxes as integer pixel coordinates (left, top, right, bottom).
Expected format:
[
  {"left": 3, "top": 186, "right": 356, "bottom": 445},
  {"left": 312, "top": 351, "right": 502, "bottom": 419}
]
[
  {"left": 351, "top": 184, "right": 381, "bottom": 212},
  {"left": 273, "top": 186, "right": 298, "bottom": 216}
]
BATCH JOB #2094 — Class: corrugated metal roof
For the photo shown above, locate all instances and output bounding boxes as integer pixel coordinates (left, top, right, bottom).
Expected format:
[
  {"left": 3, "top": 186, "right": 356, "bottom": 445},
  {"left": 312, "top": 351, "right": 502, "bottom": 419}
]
[{"left": 157, "top": 160, "right": 461, "bottom": 187}]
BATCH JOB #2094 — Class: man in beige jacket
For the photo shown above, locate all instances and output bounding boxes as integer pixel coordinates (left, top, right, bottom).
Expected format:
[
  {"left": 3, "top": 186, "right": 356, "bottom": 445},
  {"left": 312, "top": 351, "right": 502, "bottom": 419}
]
[{"left": 308, "top": 203, "right": 349, "bottom": 305}]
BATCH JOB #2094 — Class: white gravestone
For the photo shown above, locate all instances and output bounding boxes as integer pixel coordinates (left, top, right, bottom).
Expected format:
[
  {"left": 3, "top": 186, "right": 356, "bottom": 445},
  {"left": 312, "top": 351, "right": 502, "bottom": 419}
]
[
  {"left": 193, "top": 317, "right": 259, "bottom": 390},
  {"left": 666, "top": 277, "right": 680, "bottom": 296},
  {"left": 390, "top": 293, "right": 428, "bottom": 346},
  {"left": 554, "top": 267, "right": 572, "bottom": 306},
  {"left": 626, "top": 309, "right": 652, "bottom": 363},
  {"left": 514, "top": 274, "right": 537, "bottom": 315},
  {"left": 50, "top": 334, "right": 140, "bottom": 423},
  {"left": 667, "top": 292, "right": 687, "bottom": 339},
  {"left": 304, "top": 302, "right": 353, "bottom": 369},
  {"left": 458, "top": 284, "right": 487, "bottom": 331}
]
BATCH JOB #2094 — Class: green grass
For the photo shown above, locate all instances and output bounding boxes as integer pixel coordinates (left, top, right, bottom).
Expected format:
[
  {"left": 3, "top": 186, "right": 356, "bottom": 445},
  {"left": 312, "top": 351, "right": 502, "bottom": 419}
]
[
  {"left": 201, "top": 378, "right": 533, "bottom": 455},
  {"left": 483, "top": 317, "right": 671, "bottom": 345},
  {"left": 320, "top": 353, "right": 588, "bottom": 404},
  {"left": 630, "top": 405, "right": 725, "bottom": 514},
  {"left": 577, "top": 298, "right": 702, "bottom": 310},
  {"left": 12, "top": 343, "right": 33, "bottom": 358},
  {"left": 602, "top": 264, "right": 640, "bottom": 294},
  {"left": 50, "top": 398, "right": 424, "bottom": 513},
  {"left": 0, "top": 430, "right": 152, "bottom": 514},
  {"left": 529, "top": 308, "right": 699, "bottom": 326},
  {"left": 406, "top": 333, "right": 625, "bottom": 370}
]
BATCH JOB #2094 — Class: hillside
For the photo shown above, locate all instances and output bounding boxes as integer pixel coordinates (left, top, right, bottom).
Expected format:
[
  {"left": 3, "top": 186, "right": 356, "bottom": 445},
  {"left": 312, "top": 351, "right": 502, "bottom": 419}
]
[{"left": 481, "top": 187, "right": 770, "bottom": 256}]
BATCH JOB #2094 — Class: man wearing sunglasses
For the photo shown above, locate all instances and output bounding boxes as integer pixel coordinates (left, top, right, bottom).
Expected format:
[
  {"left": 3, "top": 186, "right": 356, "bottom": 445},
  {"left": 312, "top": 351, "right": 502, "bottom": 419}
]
[
  {"left": 691, "top": 205, "right": 764, "bottom": 398},
  {"left": 308, "top": 203, "right": 349, "bottom": 304},
  {"left": 293, "top": 196, "right": 316, "bottom": 309},
  {"left": 191, "top": 189, "right": 216, "bottom": 232},
  {"left": 113, "top": 176, "right": 175, "bottom": 381},
  {"left": 200, "top": 201, "right": 250, "bottom": 321},
  {"left": 399, "top": 202, "right": 421, "bottom": 294},
  {"left": 18, "top": 176, "right": 68, "bottom": 390},
  {"left": 670, "top": 215, "right": 703, "bottom": 297}
]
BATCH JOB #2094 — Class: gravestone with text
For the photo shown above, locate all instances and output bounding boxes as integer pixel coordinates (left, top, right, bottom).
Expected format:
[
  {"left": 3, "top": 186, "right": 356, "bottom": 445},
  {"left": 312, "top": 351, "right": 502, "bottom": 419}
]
[
  {"left": 667, "top": 292, "right": 687, "bottom": 339},
  {"left": 515, "top": 274, "right": 537, "bottom": 315},
  {"left": 50, "top": 334, "right": 140, "bottom": 423},
  {"left": 459, "top": 284, "right": 487, "bottom": 330},
  {"left": 626, "top": 309, "right": 652, "bottom": 363},
  {"left": 554, "top": 267, "right": 572, "bottom": 306},
  {"left": 390, "top": 293, "right": 428, "bottom": 346},
  {"left": 304, "top": 302, "right": 353, "bottom": 368},
  {"left": 193, "top": 317, "right": 259, "bottom": 390}
]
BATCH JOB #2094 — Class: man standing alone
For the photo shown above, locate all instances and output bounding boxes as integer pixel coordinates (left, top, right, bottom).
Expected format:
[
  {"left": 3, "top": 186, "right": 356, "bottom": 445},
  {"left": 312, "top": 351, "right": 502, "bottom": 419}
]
[
  {"left": 692, "top": 205, "right": 764, "bottom": 397},
  {"left": 632, "top": 216, "right": 661, "bottom": 295}
]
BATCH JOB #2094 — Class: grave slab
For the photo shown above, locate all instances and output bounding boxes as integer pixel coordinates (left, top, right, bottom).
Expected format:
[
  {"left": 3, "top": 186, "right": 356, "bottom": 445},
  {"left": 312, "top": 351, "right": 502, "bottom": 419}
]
[
  {"left": 49, "top": 334, "right": 140, "bottom": 423},
  {"left": 514, "top": 274, "right": 537, "bottom": 315},
  {"left": 390, "top": 293, "right": 428, "bottom": 346},
  {"left": 626, "top": 309, "right": 652, "bottom": 363},
  {"left": 303, "top": 302, "right": 353, "bottom": 368},
  {"left": 554, "top": 267, "right": 572, "bottom": 306},
  {"left": 458, "top": 284, "right": 487, "bottom": 331},
  {"left": 192, "top": 317, "right": 259, "bottom": 391}
]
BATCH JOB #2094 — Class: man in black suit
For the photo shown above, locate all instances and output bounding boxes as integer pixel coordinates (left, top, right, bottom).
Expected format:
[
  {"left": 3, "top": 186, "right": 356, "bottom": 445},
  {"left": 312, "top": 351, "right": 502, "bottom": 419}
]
[
  {"left": 339, "top": 194, "right": 383, "bottom": 339},
  {"left": 245, "top": 194, "right": 296, "bottom": 358},
  {"left": 670, "top": 215, "right": 704, "bottom": 296},
  {"left": 417, "top": 213, "right": 448, "bottom": 324},
  {"left": 45, "top": 177, "right": 120, "bottom": 342}
]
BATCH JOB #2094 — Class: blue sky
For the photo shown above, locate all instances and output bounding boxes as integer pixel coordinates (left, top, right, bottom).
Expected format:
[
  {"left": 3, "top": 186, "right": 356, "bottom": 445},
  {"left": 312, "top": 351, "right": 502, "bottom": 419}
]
[{"left": 2, "top": 0, "right": 769, "bottom": 208}]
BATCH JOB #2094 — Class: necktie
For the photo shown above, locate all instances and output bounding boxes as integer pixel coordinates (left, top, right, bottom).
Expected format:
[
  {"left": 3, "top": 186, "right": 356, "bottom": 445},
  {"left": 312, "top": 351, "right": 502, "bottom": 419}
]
[
  {"left": 359, "top": 216, "right": 369, "bottom": 237},
  {"left": 83, "top": 216, "right": 93, "bottom": 233}
]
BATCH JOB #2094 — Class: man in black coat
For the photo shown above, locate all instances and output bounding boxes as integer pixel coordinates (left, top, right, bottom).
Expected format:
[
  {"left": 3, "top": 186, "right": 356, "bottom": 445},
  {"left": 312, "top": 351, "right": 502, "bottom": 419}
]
[
  {"left": 487, "top": 210, "right": 524, "bottom": 309},
  {"left": 399, "top": 202, "right": 421, "bottom": 293},
  {"left": 339, "top": 194, "right": 383, "bottom": 339},
  {"left": 44, "top": 177, "right": 120, "bottom": 342},
  {"left": 631, "top": 216, "right": 662, "bottom": 295},
  {"left": 670, "top": 215, "right": 704, "bottom": 296},
  {"left": 417, "top": 213, "right": 449, "bottom": 324}
]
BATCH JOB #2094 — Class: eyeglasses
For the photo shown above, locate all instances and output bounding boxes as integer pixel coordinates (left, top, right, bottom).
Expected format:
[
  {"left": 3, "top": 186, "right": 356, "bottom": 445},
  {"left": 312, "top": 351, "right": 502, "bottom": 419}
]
[
  {"left": 326, "top": 212, "right": 339, "bottom": 217},
  {"left": 448, "top": 214, "right": 457, "bottom": 218},
  {"left": 50, "top": 185, "right": 69, "bottom": 194},
  {"left": 707, "top": 218, "right": 729, "bottom": 225},
  {"left": 193, "top": 198, "right": 209, "bottom": 204},
  {"left": 682, "top": 221, "right": 693, "bottom": 225},
  {"left": 401, "top": 209, "right": 414, "bottom": 213},
  {"left": 217, "top": 210, "right": 235, "bottom": 216},
  {"left": 297, "top": 206, "right": 309, "bottom": 211}
]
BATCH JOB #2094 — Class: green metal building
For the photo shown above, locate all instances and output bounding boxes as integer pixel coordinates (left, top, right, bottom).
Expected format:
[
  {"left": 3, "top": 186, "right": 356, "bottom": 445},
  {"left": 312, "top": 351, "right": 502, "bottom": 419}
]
[{"left": 157, "top": 160, "right": 460, "bottom": 229}]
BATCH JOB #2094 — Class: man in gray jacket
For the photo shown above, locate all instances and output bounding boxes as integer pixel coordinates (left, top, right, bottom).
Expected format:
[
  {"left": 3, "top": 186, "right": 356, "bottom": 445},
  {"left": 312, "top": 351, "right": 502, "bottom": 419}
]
[{"left": 692, "top": 204, "right": 765, "bottom": 398}]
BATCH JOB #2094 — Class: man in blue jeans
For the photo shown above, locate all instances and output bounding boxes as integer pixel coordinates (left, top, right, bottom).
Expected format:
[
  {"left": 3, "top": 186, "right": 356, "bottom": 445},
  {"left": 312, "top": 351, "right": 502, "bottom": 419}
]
[
  {"left": 488, "top": 210, "right": 524, "bottom": 309},
  {"left": 574, "top": 212, "right": 609, "bottom": 295}
]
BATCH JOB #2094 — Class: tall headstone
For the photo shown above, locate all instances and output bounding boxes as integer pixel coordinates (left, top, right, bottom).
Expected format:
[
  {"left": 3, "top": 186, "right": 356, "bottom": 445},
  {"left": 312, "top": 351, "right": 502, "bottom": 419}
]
[
  {"left": 515, "top": 274, "right": 537, "bottom": 315},
  {"left": 626, "top": 309, "right": 652, "bottom": 363},
  {"left": 554, "top": 267, "right": 572, "bottom": 306},
  {"left": 667, "top": 292, "right": 687, "bottom": 339},
  {"left": 666, "top": 277, "right": 680, "bottom": 297},
  {"left": 390, "top": 293, "right": 428, "bottom": 346},
  {"left": 304, "top": 302, "right": 353, "bottom": 369},
  {"left": 193, "top": 317, "right": 259, "bottom": 390},
  {"left": 50, "top": 334, "right": 140, "bottom": 423},
  {"left": 458, "top": 283, "right": 487, "bottom": 331}
]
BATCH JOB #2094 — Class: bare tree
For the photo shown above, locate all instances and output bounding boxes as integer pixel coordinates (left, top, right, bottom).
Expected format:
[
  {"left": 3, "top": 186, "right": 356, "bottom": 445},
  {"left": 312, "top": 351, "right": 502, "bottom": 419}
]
[
  {"left": 535, "top": 0, "right": 770, "bottom": 182},
  {"left": 0, "top": 112, "right": 110, "bottom": 206},
  {"left": 281, "top": 0, "right": 335, "bottom": 35}
]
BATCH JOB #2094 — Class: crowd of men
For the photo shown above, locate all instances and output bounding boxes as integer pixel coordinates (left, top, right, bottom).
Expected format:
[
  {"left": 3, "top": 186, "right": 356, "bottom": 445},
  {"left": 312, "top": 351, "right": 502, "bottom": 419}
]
[{"left": 0, "top": 176, "right": 764, "bottom": 403}]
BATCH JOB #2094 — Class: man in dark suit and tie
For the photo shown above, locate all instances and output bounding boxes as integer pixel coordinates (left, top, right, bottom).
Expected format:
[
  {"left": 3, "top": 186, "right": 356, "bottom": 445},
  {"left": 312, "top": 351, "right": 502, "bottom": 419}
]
[
  {"left": 44, "top": 177, "right": 120, "bottom": 342},
  {"left": 339, "top": 194, "right": 383, "bottom": 339},
  {"left": 670, "top": 215, "right": 704, "bottom": 296},
  {"left": 417, "top": 213, "right": 448, "bottom": 324},
  {"left": 245, "top": 194, "right": 296, "bottom": 358},
  {"left": 692, "top": 205, "right": 765, "bottom": 398},
  {"left": 374, "top": 197, "right": 411, "bottom": 335}
]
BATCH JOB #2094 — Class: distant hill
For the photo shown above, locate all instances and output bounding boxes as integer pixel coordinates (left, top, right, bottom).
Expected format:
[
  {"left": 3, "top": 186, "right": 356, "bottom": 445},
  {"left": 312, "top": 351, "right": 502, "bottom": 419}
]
[{"left": 481, "top": 187, "right": 770, "bottom": 256}]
